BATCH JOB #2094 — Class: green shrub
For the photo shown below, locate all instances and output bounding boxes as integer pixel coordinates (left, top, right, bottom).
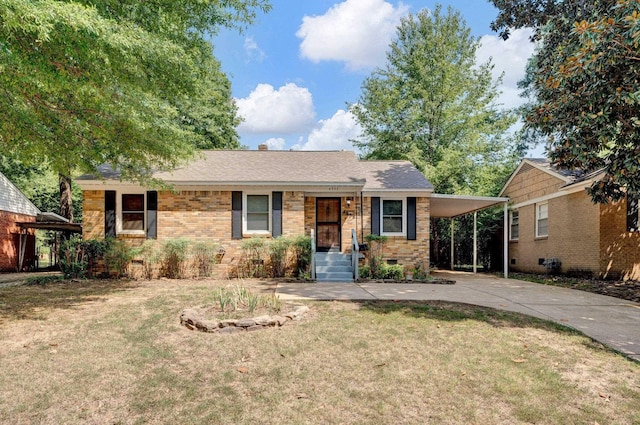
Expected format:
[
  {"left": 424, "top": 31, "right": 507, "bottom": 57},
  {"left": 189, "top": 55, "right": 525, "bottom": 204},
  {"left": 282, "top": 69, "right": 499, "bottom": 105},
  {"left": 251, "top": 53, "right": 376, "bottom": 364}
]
[
  {"left": 381, "top": 263, "right": 404, "bottom": 280},
  {"left": 241, "top": 237, "right": 267, "bottom": 277},
  {"left": 192, "top": 241, "right": 218, "bottom": 277},
  {"left": 103, "top": 238, "right": 134, "bottom": 278},
  {"left": 291, "top": 235, "right": 312, "bottom": 276},
  {"left": 358, "top": 264, "right": 371, "bottom": 279},
  {"left": 134, "top": 240, "right": 161, "bottom": 280},
  {"left": 159, "top": 239, "right": 190, "bottom": 279},
  {"left": 58, "top": 236, "right": 108, "bottom": 279},
  {"left": 268, "top": 236, "right": 291, "bottom": 277}
]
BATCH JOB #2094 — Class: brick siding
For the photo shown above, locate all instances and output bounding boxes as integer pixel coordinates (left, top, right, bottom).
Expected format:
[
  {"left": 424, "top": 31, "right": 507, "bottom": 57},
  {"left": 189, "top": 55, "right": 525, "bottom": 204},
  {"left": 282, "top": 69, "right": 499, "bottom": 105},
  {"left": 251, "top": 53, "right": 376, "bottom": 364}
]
[
  {"left": 84, "top": 190, "right": 430, "bottom": 270},
  {"left": 0, "top": 211, "right": 36, "bottom": 271},
  {"left": 599, "top": 198, "right": 640, "bottom": 280}
]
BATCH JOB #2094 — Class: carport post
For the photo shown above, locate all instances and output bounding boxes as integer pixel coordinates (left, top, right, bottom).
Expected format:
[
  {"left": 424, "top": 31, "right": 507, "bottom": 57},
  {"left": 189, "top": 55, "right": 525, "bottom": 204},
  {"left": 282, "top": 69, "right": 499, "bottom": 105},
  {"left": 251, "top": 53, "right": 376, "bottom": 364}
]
[
  {"left": 503, "top": 202, "right": 508, "bottom": 278},
  {"left": 450, "top": 218, "right": 454, "bottom": 271},
  {"left": 473, "top": 211, "right": 477, "bottom": 274}
]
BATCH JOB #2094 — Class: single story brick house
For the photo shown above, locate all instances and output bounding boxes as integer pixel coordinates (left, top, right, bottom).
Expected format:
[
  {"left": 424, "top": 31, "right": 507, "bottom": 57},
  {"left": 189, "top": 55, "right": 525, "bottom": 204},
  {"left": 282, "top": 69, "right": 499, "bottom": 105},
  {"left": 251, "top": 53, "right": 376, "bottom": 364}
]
[
  {"left": 500, "top": 158, "right": 640, "bottom": 280},
  {"left": 78, "top": 149, "right": 438, "bottom": 276},
  {"left": 0, "top": 172, "right": 39, "bottom": 271}
]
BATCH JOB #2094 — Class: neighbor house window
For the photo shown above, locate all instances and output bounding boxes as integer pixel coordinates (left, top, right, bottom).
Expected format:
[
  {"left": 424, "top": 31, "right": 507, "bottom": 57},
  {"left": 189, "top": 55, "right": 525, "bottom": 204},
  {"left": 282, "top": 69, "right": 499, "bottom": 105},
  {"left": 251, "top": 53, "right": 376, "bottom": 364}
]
[
  {"left": 381, "top": 199, "right": 405, "bottom": 235},
  {"left": 121, "top": 194, "right": 145, "bottom": 232},
  {"left": 245, "top": 194, "right": 270, "bottom": 233},
  {"left": 536, "top": 202, "right": 548, "bottom": 237},
  {"left": 509, "top": 210, "right": 519, "bottom": 241}
]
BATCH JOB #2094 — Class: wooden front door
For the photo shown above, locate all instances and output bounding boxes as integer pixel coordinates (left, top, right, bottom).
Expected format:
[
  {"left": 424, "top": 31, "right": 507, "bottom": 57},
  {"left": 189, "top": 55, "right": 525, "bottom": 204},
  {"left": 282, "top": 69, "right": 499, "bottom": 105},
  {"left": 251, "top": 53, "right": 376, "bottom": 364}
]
[{"left": 316, "top": 198, "right": 341, "bottom": 252}]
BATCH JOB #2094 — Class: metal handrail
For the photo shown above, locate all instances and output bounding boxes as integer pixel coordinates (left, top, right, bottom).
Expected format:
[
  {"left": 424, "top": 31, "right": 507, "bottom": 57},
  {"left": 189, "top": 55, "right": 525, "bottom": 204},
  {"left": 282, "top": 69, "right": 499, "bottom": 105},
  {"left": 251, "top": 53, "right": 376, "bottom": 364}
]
[
  {"left": 351, "top": 229, "right": 359, "bottom": 280},
  {"left": 310, "top": 229, "right": 316, "bottom": 280}
]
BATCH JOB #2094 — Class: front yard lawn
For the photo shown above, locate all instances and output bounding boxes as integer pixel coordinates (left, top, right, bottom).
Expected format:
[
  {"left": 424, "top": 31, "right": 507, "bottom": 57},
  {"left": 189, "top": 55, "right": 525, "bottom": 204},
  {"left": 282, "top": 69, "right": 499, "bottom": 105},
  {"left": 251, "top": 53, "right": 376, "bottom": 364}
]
[{"left": 0, "top": 278, "right": 638, "bottom": 424}]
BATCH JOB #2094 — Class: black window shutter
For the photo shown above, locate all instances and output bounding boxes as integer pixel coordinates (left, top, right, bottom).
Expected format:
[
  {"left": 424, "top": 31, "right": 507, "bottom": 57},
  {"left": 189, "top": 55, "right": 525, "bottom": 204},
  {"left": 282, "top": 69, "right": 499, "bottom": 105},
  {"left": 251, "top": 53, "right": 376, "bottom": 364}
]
[
  {"left": 146, "top": 191, "right": 158, "bottom": 239},
  {"left": 407, "top": 197, "right": 417, "bottom": 240},
  {"left": 232, "top": 191, "right": 243, "bottom": 239},
  {"left": 272, "top": 191, "right": 283, "bottom": 238},
  {"left": 105, "top": 190, "right": 116, "bottom": 238},
  {"left": 371, "top": 197, "right": 380, "bottom": 235},
  {"left": 627, "top": 195, "right": 638, "bottom": 231}
]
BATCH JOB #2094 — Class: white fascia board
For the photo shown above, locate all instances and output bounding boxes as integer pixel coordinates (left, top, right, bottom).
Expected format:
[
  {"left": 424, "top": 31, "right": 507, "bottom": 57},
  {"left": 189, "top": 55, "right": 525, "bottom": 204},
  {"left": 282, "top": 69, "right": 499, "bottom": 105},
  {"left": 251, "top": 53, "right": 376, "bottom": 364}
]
[{"left": 510, "top": 184, "right": 590, "bottom": 209}]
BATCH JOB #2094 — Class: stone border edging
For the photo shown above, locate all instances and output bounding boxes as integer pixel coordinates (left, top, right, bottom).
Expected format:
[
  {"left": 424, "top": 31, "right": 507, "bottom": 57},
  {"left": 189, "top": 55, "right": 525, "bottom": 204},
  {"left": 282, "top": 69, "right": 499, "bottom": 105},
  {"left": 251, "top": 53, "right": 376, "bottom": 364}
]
[{"left": 180, "top": 305, "right": 309, "bottom": 334}]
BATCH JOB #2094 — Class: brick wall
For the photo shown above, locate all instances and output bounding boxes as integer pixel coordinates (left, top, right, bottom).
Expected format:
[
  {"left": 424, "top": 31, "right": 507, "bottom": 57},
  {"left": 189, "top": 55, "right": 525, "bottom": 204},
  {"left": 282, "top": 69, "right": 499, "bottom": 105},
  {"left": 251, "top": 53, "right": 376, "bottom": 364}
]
[
  {"left": 82, "top": 190, "right": 307, "bottom": 263},
  {"left": 0, "top": 211, "right": 36, "bottom": 271},
  {"left": 599, "top": 198, "right": 640, "bottom": 280},
  {"left": 360, "top": 196, "right": 430, "bottom": 270},
  {"left": 506, "top": 191, "right": 600, "bottom": 275}
]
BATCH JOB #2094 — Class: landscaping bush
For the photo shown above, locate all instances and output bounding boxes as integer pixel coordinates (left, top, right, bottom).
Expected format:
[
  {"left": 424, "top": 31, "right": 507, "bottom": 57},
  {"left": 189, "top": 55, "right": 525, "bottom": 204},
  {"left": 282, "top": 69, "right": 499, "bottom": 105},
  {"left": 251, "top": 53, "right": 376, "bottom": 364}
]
[
  {"left": 240, "top": 237, "right": 268, "bottom": 278},
  {"left": 191, "top": 241, "right": 219, "bottom": 277},
  {"left": 134, "top": 240, "right": 161, "bottom": 279},
  {"left": 58, "top": 236, "right": 89, "bottom": 279},
  {"left": 268, "top": 236, "right": 291, "bottom": 278},
  {"left": 159, "top": 239, "right": 190, "bottom": 279},
  {"left": 365, "top": 234, "right": 388, "bottom": 278},
  {"left": 291, "top": 235, "right": 312, "bottom": 276},
  {"left": 381, "top": 263, "right": 404, "bottom": 280},
  {"left": 103, "top": 238, "right": 134, "bottom": 278}
]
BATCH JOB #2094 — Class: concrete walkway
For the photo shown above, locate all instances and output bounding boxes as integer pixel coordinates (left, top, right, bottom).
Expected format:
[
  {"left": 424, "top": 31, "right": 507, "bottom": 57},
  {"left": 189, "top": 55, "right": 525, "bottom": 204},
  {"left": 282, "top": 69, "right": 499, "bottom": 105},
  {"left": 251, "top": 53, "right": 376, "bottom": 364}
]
[{"left": 275, "top": 271, "right": 640, "bottom": 362}]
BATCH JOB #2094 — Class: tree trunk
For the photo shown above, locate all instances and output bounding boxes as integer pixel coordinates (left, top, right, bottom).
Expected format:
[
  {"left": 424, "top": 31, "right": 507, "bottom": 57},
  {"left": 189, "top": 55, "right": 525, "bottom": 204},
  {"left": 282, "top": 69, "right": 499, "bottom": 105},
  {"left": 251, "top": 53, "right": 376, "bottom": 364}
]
[{"left": 59, "top": 173, "right": 73, "bottom": 222}]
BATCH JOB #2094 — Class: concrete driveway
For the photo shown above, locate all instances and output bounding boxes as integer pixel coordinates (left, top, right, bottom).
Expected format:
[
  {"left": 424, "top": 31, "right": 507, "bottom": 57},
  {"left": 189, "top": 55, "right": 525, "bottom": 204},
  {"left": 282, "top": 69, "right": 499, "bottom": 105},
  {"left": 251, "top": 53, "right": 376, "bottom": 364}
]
[{"left": 275, "top": 271, "right": 640, "bottom": 362}]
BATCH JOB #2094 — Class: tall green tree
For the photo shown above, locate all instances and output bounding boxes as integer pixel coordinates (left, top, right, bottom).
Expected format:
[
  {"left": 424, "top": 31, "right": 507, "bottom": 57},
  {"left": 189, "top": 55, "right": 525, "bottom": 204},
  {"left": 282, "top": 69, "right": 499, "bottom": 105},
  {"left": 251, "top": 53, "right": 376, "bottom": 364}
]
[
  {"left": 350, "top": 4, "right": 523, "bottom": 196},
  {"left": 490, "top": 0, "right": 640, "bottom": 203},
  {"left": 0, "top": 0, "right": 269, "bottom": 220}
]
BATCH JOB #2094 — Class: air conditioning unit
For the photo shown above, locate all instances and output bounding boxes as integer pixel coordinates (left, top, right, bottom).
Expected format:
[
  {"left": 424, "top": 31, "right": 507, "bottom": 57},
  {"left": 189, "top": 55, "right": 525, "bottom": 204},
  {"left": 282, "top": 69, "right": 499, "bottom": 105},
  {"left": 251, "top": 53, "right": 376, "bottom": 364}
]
[{"left": 543, "top": 258, "right": 561, "bottom": 273}]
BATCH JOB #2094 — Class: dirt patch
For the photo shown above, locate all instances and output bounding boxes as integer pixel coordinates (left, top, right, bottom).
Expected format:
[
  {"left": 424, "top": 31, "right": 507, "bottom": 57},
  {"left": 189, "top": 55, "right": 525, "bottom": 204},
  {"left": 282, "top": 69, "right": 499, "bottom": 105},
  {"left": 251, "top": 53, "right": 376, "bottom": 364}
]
[{"left": 511, "top": 273, "right": 640, "bottom": 303}]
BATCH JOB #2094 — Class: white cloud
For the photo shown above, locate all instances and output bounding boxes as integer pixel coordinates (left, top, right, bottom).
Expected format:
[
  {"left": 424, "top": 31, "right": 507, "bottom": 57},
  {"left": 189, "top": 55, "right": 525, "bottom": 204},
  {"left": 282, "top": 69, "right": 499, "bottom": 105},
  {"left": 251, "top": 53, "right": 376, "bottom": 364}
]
[
  {"left": 293, "top": 109, "right": 362, "bottom": 151},
  {"left": 296, "top": 0, "right": 409, "bottom": 71},
  {"left": 476, "top": 28, "right": 535, "bottom": 109},
  {"left": 244, "top": 36, "right": 266, "bottom": 62},
  {"left": 264, "top": 137, "right": 286, "bottom": 150},
  {"left": 236, "top": 83, "right": 315, "bottom": 134}
]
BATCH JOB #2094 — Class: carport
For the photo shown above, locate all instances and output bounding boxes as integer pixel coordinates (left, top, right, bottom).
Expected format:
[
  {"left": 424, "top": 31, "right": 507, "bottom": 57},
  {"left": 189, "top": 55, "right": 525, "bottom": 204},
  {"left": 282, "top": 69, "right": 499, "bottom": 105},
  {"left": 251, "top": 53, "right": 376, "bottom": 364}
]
[
  {"left": 16, "top": 212, "right": 82, "bottom": 271},
  {"left": 429, "top": 194, "right": 509, "bottom": 277}
]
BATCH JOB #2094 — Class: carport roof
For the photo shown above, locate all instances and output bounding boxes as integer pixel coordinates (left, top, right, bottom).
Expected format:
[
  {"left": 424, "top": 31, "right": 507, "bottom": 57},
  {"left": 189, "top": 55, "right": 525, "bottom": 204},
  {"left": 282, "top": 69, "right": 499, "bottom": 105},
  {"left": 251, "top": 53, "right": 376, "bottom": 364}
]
[{"left": 429, "top": 194, "right": 508, "bottom": 218}]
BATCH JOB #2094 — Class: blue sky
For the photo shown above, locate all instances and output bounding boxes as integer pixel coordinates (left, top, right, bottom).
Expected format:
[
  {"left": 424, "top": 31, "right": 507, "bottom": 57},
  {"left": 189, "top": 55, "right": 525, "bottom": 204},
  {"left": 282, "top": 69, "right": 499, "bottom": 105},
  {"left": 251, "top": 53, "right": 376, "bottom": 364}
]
[{"left": 213, "top": 0, "right": 536, "bottom": 154}]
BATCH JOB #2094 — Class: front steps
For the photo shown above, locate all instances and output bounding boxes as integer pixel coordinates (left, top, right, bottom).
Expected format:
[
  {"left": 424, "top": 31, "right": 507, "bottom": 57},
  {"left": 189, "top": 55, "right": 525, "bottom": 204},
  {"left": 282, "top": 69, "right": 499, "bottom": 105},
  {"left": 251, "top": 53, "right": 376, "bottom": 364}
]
[{"left": 315, "top": 252, "right": 353, "bottom": 282}]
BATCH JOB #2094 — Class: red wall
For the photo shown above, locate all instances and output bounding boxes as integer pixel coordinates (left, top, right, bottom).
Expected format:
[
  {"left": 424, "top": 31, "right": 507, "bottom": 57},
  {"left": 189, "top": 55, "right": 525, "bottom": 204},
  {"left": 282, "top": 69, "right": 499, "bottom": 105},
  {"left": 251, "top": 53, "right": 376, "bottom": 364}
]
[{"left": 0, "top": 211, "right": 36, "bottom": 271}]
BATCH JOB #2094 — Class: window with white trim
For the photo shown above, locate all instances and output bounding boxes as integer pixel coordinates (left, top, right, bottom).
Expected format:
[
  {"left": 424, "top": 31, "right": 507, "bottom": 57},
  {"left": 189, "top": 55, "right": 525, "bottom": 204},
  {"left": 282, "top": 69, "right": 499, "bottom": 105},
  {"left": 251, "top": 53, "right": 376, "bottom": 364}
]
[
  {"left": 244, "top": 193, "right": 270, "bottom": 234},
  {"left": 536, "top": 202, "right": 548, "bottom": 237},
  {"left": 509, "top": 210, "right": 519, "bottom": 241},
  {"left": 119, "top": 193, "right": 145, "bottom": 233},
  {"left": 381, "top": 199, "right": 405, "bottom": 235}
]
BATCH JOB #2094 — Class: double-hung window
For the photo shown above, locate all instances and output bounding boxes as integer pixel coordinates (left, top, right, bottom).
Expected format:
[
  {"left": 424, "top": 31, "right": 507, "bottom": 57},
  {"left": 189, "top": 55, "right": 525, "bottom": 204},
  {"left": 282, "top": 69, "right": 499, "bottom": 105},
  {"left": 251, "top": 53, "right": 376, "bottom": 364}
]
[
  {"left": 509, "top": 210, "right": 519, "bottom": 241},
  {"left": 536, "top": 202, "right": 548, "bottom": 238},
  {"left": 381, "top": 199, "right": 405, "bottom": 236},
  {"left": 121, "top": 194, "right": 145, "bottom": 232},
  {"left": 244, "top": 194, "right": 270, "bottom": 234}
]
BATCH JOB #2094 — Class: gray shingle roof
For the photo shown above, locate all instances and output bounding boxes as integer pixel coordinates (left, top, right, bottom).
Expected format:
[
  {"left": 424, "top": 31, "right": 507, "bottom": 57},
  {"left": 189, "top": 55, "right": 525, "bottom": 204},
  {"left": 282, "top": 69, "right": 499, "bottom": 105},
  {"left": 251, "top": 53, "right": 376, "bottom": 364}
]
[
  {"left": 359, "top": 160, "right": 433, "bottom": 191},
  {"left": 155, "top": 150, "right": 366, "bottom": 184},
  {"left": 527, "top": 158, "right": 589, "bottom": 180},
  {"left": 0, "top": 172, "right": 40, "bottom": 216},
  {"left": 77, "top": 150, "right": 434, "bottom": 191}
]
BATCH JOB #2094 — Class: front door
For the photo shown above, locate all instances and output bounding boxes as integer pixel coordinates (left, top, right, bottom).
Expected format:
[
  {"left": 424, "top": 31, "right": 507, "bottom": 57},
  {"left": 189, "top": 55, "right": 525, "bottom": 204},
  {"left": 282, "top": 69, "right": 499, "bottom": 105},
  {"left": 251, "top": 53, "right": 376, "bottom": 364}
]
[{"left": 316, "top": 198, "right": 341, "bottom": 252}]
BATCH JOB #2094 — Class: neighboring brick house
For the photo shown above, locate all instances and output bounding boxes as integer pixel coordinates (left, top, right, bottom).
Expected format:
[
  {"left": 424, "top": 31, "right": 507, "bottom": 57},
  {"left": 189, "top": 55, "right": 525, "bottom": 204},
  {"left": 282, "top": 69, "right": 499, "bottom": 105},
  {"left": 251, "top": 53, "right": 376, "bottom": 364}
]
[
  {"left": 77, "top": 149, "right": 435, "bottom": 274},
  {"left": 500, "top": 158, "right": 640, "bottom": 280},
  {"left": 0, "top": 172, "right": 39, "bottom": 271}
]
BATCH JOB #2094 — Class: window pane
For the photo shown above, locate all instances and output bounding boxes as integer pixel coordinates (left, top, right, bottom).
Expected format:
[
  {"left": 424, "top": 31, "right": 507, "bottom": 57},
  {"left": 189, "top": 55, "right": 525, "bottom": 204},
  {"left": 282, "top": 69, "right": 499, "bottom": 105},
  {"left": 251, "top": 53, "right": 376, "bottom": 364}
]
[
  {"left": 122, "top": 213, "right": 144, "bottom": 230},
  {"left": 247, "top": 195, "right": 269, "bottom": 213},
  {"left": 538, "top": 218, "right": 548, "bottom": 236},
  {"left": 122, "top": 194, "right": 144, "bottom": 212},
  {"left": 538, "top": 203, "right": 548, "bottom": 219},
  {"left": 510, "top": 211, "right": 519, "bottom": 239},
  {"left": 383, "top": 217, "right": 403, "bottom": 233},
  {"left": 383, "top": 200, "right": 402, "bottom": 216},
  {"left": 247, "top": 212, "right": 269, "bottom": 231}
]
